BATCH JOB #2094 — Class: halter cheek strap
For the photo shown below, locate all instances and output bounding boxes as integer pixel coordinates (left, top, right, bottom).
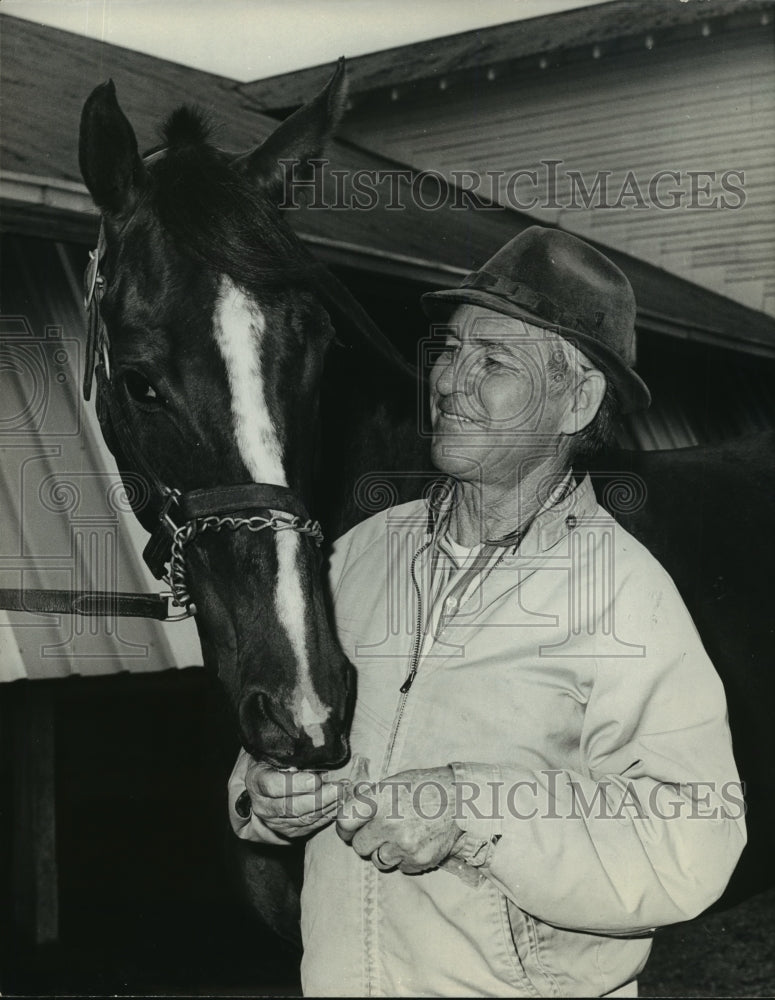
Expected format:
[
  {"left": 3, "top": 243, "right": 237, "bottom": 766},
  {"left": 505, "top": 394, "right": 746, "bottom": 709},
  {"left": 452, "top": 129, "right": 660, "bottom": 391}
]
[{"left": 83, "top": 224, "right": 108, "bottom": 401}]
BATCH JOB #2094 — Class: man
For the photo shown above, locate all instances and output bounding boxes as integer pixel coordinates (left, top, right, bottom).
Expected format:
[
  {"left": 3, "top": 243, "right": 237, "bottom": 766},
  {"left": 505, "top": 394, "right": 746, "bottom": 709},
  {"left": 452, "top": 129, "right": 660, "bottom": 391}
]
[{"left": 229, "top": 227, "right": 745, "bottom": 997}]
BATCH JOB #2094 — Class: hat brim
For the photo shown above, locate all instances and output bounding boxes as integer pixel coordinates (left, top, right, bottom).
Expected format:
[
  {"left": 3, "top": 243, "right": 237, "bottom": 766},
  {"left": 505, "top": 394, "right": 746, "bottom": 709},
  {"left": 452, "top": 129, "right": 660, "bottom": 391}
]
[{"left": 421, "top": 288, "right": 651, "bottom": 415}]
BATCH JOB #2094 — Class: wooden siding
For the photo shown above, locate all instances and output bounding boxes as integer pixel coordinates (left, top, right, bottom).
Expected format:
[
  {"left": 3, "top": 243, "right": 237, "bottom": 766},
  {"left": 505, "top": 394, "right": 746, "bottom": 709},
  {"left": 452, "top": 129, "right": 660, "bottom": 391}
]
[{"left": 340, "top": 19, "right": 775, "bottom": 317}]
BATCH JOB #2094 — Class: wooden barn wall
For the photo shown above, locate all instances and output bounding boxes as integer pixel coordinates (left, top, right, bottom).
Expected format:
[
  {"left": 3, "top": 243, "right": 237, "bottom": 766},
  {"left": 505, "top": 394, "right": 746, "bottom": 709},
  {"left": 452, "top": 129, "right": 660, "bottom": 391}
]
[
  {"left": 340, "top": 20, "right": 775, "bottom": 318},
  {"left": 616, "top": 329, "right": 775, "bottom": 450}
]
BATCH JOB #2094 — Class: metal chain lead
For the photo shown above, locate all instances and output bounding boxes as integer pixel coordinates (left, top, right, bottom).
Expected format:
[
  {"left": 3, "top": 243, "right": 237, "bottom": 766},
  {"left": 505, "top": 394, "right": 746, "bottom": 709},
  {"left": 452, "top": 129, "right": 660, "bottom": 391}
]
[{"left": 164, "top": 513, "right": 324, "bottom": 613}]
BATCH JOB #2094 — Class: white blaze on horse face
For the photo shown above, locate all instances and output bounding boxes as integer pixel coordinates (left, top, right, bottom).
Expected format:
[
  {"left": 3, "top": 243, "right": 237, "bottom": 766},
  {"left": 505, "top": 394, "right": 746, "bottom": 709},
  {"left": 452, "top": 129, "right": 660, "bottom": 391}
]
[
  {"left": 275, "top": 531, "right": 331, "bottom": 748},
  {"left": 213, "top": 277, "right": 330, "bottom": 748},
  {"left": 213, "top": 277, "right": 286, "bottom": 485}
]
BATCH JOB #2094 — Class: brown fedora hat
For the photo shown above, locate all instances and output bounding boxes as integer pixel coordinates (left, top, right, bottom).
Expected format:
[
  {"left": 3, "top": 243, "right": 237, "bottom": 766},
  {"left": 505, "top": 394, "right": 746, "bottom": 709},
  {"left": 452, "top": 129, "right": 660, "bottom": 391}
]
[{"left": 421, "top": 226, "right": 651, "bottom": 413}]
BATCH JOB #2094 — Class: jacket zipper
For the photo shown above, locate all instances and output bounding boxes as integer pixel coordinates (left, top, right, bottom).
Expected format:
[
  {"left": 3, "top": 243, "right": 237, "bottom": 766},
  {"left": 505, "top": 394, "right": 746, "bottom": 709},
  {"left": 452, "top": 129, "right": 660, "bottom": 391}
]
[
  {"left": 368, "top": 534, "right": 431, "bottom": 994},
  {"left": 401, "top": 537, "right": 431, "bottom": 692},
  {"left": 382, "top": 536, "right": 431, "bottom": 773}
]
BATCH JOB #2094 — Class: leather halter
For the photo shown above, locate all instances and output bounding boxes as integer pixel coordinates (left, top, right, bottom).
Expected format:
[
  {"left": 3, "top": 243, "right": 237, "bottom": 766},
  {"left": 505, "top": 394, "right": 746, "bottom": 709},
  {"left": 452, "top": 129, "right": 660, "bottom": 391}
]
[{"left": 0, "top": 225, "right": 323, "bottom": 623}]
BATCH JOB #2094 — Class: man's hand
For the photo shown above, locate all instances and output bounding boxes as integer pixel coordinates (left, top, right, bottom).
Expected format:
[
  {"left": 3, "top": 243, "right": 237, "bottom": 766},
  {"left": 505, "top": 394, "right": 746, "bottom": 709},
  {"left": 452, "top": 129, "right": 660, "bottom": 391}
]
[
  {"left": 336, "top": 766, "right": 464, "bottom": 873},
  {"left": 241, "top": 760, "right": 339, "bottom": 839}
]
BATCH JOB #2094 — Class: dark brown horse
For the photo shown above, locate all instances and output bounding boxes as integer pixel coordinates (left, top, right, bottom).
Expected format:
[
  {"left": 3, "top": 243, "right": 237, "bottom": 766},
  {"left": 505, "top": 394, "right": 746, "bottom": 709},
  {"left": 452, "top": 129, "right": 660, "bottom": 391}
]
[
  {"left": 77, "top": 64, "right": 426, "bottom": 943},
  {"left": 77, "top": 65, "right": 373, "bottom": 772}
]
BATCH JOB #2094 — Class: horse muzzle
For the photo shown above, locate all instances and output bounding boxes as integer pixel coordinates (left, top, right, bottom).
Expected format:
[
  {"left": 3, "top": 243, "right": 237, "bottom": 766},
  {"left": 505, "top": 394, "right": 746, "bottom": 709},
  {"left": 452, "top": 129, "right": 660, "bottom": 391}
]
[{"left": 238, "top": 675, "right": 352, "bottom": 771}]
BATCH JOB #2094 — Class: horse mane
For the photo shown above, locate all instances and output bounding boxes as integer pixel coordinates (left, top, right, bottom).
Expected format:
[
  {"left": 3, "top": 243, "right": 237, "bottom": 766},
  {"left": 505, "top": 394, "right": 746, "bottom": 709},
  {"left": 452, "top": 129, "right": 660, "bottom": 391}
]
[{"left": 147, "top": 105, "right": 312, "bottom": 293}]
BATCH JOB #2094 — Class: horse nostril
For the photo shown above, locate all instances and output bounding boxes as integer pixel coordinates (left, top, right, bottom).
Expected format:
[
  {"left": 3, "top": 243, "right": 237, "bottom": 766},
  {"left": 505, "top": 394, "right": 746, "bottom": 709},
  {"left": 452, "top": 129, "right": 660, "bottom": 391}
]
[
  {"left": 238, "top": 686, "right": 350, "bottom": 769},
  {"left": 242, "top": 690, "right": 300, "bottom": 744}
]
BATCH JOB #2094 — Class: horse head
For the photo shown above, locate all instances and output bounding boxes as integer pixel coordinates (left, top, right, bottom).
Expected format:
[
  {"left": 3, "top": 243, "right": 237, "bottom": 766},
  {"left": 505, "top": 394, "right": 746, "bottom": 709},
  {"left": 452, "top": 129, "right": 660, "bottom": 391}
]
[{"left": 77, "top": 63, "right": 360, "bottom": 769}]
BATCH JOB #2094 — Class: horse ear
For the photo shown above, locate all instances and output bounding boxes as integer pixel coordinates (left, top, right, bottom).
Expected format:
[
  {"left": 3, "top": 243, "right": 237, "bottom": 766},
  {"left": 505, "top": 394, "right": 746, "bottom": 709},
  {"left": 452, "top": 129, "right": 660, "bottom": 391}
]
[
  {"left": 234, "top": 57, "right": 348, "bottom": 202},
  {"left": 79, "top": 80, "right": 147, "bottom": 217}
]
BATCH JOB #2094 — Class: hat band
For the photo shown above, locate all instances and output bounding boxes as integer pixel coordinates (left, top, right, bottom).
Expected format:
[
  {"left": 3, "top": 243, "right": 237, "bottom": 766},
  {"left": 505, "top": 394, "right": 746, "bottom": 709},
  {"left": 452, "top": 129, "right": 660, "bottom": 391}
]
[{"left": 460, "top": 269, "right": 607, "bottom": 339}]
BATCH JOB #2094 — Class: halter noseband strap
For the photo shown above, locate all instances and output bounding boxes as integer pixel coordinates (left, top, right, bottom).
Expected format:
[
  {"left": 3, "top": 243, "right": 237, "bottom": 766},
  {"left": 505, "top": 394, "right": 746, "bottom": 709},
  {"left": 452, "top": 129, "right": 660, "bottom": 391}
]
[{"left": 179, "top": 483, "right": 312, "bottom": 522}]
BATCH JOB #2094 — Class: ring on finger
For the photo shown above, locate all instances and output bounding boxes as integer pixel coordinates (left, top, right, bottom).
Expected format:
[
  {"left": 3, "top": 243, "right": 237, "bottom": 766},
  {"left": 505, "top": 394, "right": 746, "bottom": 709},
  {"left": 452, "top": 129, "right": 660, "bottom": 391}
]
[{"left": 372, "top": 845, "right": 397, "bottom": 872}]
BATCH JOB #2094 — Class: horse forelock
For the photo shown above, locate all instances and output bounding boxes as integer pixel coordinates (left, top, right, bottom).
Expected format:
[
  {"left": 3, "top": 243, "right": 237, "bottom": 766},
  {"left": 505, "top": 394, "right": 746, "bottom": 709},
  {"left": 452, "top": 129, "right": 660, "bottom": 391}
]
[
  {"left": 160, "top": 105, "right": 215, "bottom": 150},
  {"left": 143, "top": 115, "right": 309, "bottom": 295}
]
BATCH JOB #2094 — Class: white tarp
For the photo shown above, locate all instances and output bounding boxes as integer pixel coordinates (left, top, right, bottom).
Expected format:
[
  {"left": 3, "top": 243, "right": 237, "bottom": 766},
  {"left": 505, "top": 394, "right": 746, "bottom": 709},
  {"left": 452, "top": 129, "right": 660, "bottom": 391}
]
[{"left": 0, "top": 242, "right": 201, "bottom": 681}]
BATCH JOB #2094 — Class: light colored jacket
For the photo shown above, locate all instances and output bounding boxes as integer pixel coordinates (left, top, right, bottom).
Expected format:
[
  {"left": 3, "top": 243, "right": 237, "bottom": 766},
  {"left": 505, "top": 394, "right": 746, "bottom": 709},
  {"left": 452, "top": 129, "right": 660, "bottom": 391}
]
[{"left": 233, "top": 475, "right": 746, "bottom": 997}]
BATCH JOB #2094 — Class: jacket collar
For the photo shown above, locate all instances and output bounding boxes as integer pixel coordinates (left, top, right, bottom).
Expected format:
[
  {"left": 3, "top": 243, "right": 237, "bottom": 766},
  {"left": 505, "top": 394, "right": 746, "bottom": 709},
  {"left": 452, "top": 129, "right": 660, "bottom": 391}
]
[
  {"left": 519, "top": 472, "right": 598, "bottom": 557},
  {"left": 425, "top": 471, "right": 599, "bottom": 558}
]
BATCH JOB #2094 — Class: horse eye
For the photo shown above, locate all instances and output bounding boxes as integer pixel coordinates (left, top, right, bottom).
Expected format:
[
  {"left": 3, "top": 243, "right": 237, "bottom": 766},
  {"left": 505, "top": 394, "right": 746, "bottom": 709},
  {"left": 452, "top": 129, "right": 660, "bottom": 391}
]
[{"left": 123, "top": 370, "right": 161, "bottom": 405}]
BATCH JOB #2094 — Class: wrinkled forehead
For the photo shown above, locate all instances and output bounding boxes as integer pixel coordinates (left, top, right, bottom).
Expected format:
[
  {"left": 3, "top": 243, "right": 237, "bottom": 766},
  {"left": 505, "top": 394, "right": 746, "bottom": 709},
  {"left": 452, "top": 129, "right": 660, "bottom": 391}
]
[{"left": 447, "top": 303, "right": 571, "bottom": 360}]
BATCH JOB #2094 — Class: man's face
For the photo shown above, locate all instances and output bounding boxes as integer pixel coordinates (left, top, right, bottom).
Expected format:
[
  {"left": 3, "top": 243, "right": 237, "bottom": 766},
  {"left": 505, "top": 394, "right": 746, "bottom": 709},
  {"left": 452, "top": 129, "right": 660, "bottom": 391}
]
[{"left": 428, "top": 304, "right": 576, "bottom": 487}]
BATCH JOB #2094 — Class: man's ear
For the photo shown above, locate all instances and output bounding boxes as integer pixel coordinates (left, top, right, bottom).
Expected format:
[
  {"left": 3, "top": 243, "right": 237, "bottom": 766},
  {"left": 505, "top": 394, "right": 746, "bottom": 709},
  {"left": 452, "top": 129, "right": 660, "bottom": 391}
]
[
  {"left": 561, "top": 369, "right": 607, "bottom": 435},
  {"left": 232, "top": 58, "right": 348, "bottom": 204}
]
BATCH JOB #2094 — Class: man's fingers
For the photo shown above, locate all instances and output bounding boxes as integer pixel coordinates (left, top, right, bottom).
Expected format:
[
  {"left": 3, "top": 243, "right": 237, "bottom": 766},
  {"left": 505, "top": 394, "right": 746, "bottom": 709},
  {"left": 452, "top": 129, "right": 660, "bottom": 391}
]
[
  {"left": 264, "top": 801, "right": 338, "bottom": 833},
  {"left": 373, "top": 845, "right": 402, "bottom": 871},
  {"left": 335, "top": 808, "right": 375, "bottom": 843},
  {"left": 349, "top": 825, "right": 391, "bottom": 858},
  {"left": 259, "top": 784, "right": 340, "bottom": 819},
  {"left": 298, "top": 783, "right": 340, "bottom": 814},
  {"left": 246, "top": 762, "right": 321, "bottom": 799},
  {"left": 284, "top": 796, "right": 339, "bottom": 825},
  {"left": 347, "top": 826, "right": 402, "bottom": 868},
  {"left": 335, "top": 778, "right": 379, "bottom": 842}
]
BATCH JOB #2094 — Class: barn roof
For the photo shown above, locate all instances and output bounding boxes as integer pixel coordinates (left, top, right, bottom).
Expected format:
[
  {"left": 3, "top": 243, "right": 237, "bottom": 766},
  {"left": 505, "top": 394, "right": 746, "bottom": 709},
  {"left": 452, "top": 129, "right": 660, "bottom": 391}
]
[
  {"left": 2, "top": 12, "right": 775, "bottom": 357},
  {"left": 240, "top": 0, "right": 775, "bottom": 113}
]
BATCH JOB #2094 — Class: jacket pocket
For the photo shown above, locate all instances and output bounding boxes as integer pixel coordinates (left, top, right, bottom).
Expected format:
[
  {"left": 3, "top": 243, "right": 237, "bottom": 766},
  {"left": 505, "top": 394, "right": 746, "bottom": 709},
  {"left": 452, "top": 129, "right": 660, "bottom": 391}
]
[
  {"left": 498, "top": 894, "right": 550, "bottom": 997},
  {"left": 507, "top": 899, "right": 652, "bottom": 998}
]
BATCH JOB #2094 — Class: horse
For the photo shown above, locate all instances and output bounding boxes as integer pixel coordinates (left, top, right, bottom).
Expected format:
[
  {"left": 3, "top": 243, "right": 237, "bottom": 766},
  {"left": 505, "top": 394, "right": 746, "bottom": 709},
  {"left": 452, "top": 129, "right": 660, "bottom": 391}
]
[
  {"left": 77, "top": 61, "right": 428, "bottom": 945},
  {"left": 78, "top": 63, "right": 774, "bottom": 954},
  {"left": 77, "top": 63, "right": 369, "bottom": 773}
]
